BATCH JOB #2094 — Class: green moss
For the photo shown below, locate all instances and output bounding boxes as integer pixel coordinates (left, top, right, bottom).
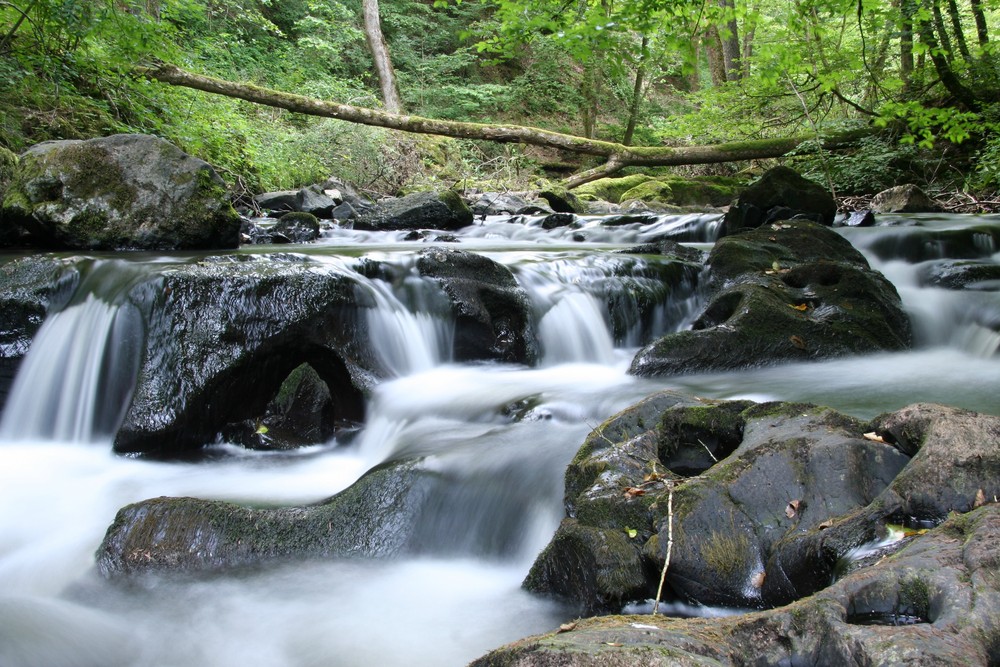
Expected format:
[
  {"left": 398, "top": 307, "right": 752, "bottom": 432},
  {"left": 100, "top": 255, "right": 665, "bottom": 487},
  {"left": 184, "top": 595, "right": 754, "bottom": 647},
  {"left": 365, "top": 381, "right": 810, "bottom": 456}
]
[
  {"left": 439, "top": 188, "right": 471, "bottom": 219},
  {"left": 620, "top": 180, "right": 674, "bottom": 205},
  {"left": 898, "top": 576, "right": 931, "bottom": 618},
  {"left": 700, "top": 528, "right": 752, "bottom": 580},
  {"left": 575, "top": 174, "right": 654, "bottom": 203}
]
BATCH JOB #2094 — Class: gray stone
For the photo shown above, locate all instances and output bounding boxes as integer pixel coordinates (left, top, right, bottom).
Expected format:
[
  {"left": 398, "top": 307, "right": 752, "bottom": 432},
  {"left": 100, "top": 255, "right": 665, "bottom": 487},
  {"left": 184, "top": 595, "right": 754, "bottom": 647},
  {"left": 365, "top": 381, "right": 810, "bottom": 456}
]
[
  {"left": 1, "top": 134, "right": 240, "bottom": 250},
  {"left": 871, "top": 184, "right": 941, "bottom": 213}
]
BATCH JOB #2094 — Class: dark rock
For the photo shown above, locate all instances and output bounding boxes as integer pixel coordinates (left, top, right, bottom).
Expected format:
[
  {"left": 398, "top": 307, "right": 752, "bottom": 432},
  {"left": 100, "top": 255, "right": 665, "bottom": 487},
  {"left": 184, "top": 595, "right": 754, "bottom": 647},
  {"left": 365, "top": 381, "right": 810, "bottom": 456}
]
[
  {"left": 515, "top": 204, "right": 553, "bottom": 216},
  {"left": 253, "top": 190, "right": 298, "bottom": 215},
  {"left": 630, "top": 220, "right": 910, "bottom": 377},
  {"left": 470, "top": 192, "right": 533, "bottom": 216},
  {"left": 871, "top": 184, "right": 941, "bottom": 213},
  {"left": 615, "top": 240, "right": 706, "bottom": 265},
  {"left": 841, "top": 209, "right": 876, "bottom": 227},
  {"left": 319, "top": 176, "right": 371, "bottom": 212},
  {"left": 721, "top": 166, "right": 836, "bottom": 237},
  {"left": 295, "top": 185, "right": 337, "bottom": 218},
  {"left": 918, "top": 259, "right": 1000, "bottom": 290},
  {"left": 525, "top": 398, "right": 911, "bottom": 614},
  {"left": 865, "top": 225, "right": 1000, "bottom": 263},
  {"left": 416, "top": 248, "right": 537, "bottom": 364},
  {"left": 0, "top": 255, "right": 79, "bottom": 412},
  {"left": 273, "top": 211, "right": 320, "bottom": 243},
  {"left": 330, "top": 202, "right": 358, "bottom": 221},
  {"left": 540, "top": 212, "right": 577, "bottom": 229},
  {"left": 355, "top": 190, "right": 472, "bottom": 232},
  {"left": 599, "top": 213, "right": 660, "bottom": 227},
  {"left": 114, "top": 255, "right": 373, "bottom": 456},
  {"left": 95, "top": 458, "right": 436, "bottom": 576},
  {"left": 538, "top": 188, "right": 586, "bottom": 214},
  {"left": 475, "top": 505, "right": 1000, "bottom": 667},
  {"left": 1, "top": 134, "right": 241, "bottom": 250}
]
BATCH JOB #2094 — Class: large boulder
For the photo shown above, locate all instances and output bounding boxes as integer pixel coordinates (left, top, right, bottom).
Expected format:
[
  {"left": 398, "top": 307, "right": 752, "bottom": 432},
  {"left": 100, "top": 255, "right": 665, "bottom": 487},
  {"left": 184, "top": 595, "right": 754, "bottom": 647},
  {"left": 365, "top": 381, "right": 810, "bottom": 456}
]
[
  {"left": 96, "top": 458, "right": 436, "bottom": 576},
  {"left": 629, "top": 220, "right": 910, "bottom": 377},
  {"left": 521, "top": 398, "right": 1000, "bottom": 619},
  {"left": 721, "top": 166, "right": 836, "bottom": 236},
  {"left": 474, "top": 504, "right": 1000, "bottom": 666},
  {"left": 354, "top": 190, "right": 472, "bottom": 232},
  {"left": 115, "top": 255, "right": 373, "bottom": 456},
  {"left": 0, "top": 134, "right": 241, "bottom": 250},
  {"left": 415, "top": 248, "right": 538, "bottom": 364}
]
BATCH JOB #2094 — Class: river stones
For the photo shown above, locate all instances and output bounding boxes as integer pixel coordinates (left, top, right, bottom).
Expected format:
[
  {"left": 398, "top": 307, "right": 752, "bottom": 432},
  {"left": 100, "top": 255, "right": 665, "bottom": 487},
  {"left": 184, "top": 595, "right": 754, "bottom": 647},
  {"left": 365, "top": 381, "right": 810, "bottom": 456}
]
[
  {"left": 871, "top": 183, "right": 941, "bottom": 213},
  {"left": 629, "top": 219, "right": 911, "bottom": 377},
  {"left": 474, "top": 504, "right": 1000, "bottom": 667},
  {"left": 354, "top": 189, "right": 472, "bottom": 231},
  {"left": 721, "top": 165, "right": 836, "bottom": 236},
  {"left": 520, "top": 397, "right": 1000, "bottom": 623},
  {"left": 416, "top": 247, "right": 538, "bottom": 364},
  {"left": 96, "top": 458, "right": 436, "bottom": 576},
  {"left": 0, "top": 134, "right": 240, "bottom": 250}
]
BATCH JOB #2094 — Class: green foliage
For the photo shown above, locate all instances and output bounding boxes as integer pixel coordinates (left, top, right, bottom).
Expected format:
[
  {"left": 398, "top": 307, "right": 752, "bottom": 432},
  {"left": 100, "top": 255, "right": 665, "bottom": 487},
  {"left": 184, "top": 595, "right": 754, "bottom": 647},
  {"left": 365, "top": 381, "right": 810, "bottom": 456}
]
[{"left": 791, "top": 135, "right": 921, "bottom": 196}]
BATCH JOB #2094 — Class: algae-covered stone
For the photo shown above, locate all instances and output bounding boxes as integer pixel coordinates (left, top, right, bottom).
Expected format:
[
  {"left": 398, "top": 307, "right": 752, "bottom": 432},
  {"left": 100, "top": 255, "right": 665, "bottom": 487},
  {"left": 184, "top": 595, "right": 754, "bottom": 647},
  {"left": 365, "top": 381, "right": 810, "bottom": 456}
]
[
  {"left": 574, "top": 175, "right": 655, "bottom": 204},
  {"left": 721, "top": 165, "right": 835, "bottom": 236},
  {"left": 0, "top": 147, "right": 19, "bottom": 245},
  {"left": 1, "top": 134, "right": 241, "bottom": 250}
]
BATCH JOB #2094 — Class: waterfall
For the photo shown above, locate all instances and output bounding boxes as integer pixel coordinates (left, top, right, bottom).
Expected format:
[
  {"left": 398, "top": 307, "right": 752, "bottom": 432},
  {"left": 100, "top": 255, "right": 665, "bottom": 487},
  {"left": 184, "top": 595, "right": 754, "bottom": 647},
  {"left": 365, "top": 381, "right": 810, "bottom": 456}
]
[{"left": 0, "top": 262, "right": 146, "bottom": 444}]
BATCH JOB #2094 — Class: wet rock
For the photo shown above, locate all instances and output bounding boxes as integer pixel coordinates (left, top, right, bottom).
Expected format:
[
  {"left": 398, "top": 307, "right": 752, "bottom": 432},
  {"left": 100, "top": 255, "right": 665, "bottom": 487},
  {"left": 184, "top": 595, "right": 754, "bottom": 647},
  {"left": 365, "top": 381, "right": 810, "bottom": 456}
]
[
  {"left": 96, "top": 458, "right": 436, "bottom": 576},
  {"left": 524, "top": 397, "right": 911, "bottom": 614},
  {"left": 841, "top": 209, "right": 876, "bottom": 227},
  {"left": 330, "top": 202, "right": 359, "bottom": 221},
  {"left": 273, "top": 211, "right": 321, "bottom": 243},
  {"left": 629, "top": 220, "right": 910, "bottom": 377},
  {"left": 416, "top": 248, "right": 537, "bottom": 364},
  {"left": 865, "top": 225, "right": 1000, "bottom": 263},
  {"left": 540, "top": 212, "right": 577, "bottom": 229},
  {"left": 0, "top": 255, "right": 79, "bottom": 412},
  {"left": 871, "top": 184, "right": 941, "bottom": 213},
  {"left": 355, "top": 190, "right": 472, "bottom": 232},
  {"left": 0, "top": 134, "right": 240, "bottom": 250},
  {"left": 918, "top": 259, "right": 1000, "bottom": 290},
  {"left": 721, "top": 166, "right": 836, "bottom": 237},
  {"left": 115, "top": 255, "right": 373, "bottom": 456},
  {"left": 475, "top": 504, "right": 1000, "bottom": 667}
]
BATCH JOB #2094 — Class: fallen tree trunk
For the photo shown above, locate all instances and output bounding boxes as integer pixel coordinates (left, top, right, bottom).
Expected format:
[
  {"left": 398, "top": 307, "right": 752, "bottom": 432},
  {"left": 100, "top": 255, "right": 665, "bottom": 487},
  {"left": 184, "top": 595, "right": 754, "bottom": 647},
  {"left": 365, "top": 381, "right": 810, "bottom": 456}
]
[{"left": 140, "top": 63, "right": 869, "bottom": 187}]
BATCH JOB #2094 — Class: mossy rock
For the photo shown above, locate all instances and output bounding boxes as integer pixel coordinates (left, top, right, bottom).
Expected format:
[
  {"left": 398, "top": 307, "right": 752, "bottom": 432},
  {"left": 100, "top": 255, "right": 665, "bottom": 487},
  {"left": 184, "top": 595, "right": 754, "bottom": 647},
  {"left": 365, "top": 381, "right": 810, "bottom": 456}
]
[
  {"left": 355, "top": 189, "right": 473, "bottom": 231},
  {"left": 574, "top": 174, "right": 655, "bottom": 204},
  {"left": 0, "top": 134, "right": 240, "bottom": 250},
  {"left": 0, "top": 146, "right": 20, "bottom": 245}
]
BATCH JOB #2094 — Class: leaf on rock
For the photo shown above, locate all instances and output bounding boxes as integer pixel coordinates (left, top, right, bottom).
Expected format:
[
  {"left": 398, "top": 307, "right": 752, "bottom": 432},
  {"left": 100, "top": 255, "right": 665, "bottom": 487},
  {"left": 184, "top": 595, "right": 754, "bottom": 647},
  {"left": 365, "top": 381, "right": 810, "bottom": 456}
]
[
  {"left": 785, "top": 499, "right": 802, "bottom": 519},
  {"left": 625, "top": 527, "right": 638, "bottom": 538},
  {"left": 789, "top": 303, "right": 809, "bottom": 311},
  {"left": 557, "top": 622, "right": 577, "bottom": 633},
  {"left": 623, "top": 487, "right": 646, "bottom": 499},
  {"left": 975, "top": 488, "right": 987, "bottom": 508},
  {"left": 862, "top": 431, "right": 886, "bottom": 443},
  {"left": 789, "top": 335, "right": 807, "bottom": 350}
]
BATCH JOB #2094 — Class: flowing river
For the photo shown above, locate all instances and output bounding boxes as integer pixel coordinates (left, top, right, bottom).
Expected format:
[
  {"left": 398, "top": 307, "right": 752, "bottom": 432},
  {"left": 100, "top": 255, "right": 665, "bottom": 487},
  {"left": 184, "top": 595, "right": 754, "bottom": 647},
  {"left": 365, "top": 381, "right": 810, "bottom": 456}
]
[{"left": 0, "top": 211, "right": 998, "bottom": 666}]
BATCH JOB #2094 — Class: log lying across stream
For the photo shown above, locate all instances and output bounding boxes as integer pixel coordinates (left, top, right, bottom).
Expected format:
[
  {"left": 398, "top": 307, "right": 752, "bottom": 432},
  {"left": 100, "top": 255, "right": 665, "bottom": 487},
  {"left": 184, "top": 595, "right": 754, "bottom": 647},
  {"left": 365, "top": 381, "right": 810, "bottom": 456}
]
[{"left": 140, "top": 62, "right": 869, "bottom": 187}]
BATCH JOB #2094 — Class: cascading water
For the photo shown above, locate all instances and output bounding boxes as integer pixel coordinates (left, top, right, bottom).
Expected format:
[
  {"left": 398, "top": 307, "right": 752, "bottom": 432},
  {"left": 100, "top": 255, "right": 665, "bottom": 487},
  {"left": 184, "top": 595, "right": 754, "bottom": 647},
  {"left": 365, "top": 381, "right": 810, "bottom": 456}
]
[
  {"left": 0, "top": 260, "right": 147, "bottom": 444},
  {"left": 1, "top": 211, "right": 999, "bottom": 666}
]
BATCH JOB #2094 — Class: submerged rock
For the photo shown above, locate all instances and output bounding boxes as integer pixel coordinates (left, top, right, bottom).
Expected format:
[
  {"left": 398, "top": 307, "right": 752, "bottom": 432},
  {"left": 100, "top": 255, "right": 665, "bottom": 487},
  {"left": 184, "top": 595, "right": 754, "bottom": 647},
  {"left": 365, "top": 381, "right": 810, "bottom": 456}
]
[
  {"left": 629, "top": 220, "right": 910, "bottom": 377},
  {"left": 0, "top": 134, "right": 240, "bottom": 250}
]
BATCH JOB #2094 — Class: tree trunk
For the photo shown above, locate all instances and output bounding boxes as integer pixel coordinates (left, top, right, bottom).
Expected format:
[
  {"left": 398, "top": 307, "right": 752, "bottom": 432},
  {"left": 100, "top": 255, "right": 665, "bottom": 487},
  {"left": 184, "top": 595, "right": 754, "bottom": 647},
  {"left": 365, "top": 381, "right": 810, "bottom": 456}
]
[
  {"left": 719, "top": 0, "right": 741, "bottom": 81},
  {"left": 362, "top": 0, "right": 402, "bottom": 114},
  {"left": 899, "top": 0, "right": 915, "bottom": 89},
  {"left": 945, "top": 0, "right": 970, "bottom": 59},
  {"left": 705, "top": 26, "right": 726, "bottom": 86},
  {"left": 623, "top": 36, "right": 648, "bottom": 146},
  {"left": 916, "top": 0, "right": 981, "bottom": 110},
  {"left": 931, "top": 0, "right": 954, "bottom": 61},
  {"left": 970, "top": 0, "right": 989, "bottom": 45},
  {"left": 140, "top": 63, "right": 871, "bottom": 187}
]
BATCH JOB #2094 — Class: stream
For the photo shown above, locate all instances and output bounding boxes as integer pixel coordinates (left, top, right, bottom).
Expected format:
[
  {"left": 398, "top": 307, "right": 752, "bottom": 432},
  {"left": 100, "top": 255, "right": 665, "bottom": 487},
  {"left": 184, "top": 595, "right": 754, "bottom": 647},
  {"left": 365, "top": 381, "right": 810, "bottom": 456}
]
[{"left": 1, "top": 211, "right": 999, "bottom": 666}]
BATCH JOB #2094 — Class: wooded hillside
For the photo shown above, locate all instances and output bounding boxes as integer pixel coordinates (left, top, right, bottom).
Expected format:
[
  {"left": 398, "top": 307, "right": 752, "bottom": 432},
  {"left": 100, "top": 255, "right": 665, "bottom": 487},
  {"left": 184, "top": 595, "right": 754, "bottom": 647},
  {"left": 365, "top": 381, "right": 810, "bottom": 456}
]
[{"left": 2, "top": 0, "right": 999, "bottom": 197}]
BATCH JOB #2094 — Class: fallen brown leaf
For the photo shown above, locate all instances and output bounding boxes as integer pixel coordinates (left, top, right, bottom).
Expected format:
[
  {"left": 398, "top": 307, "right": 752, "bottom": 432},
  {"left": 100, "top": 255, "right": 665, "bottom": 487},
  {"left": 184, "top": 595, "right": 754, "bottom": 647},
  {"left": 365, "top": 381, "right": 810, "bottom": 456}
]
[{"left": 863, "top": 431, "right": 886, "bottom": 443}]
